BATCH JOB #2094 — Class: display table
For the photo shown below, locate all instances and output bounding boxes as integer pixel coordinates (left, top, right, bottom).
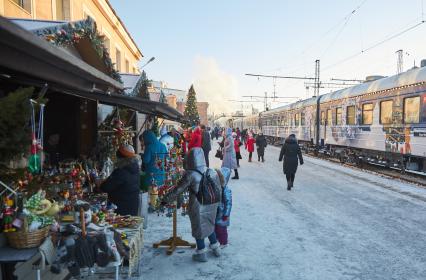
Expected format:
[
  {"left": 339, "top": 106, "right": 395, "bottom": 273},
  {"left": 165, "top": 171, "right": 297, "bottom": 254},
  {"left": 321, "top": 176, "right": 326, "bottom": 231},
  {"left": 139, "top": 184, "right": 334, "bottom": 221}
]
[
  {"left": 89, "top": 219, "right": 144, "bottom": 279},
  {"left": 119, "top": 220, "right": 144, "bottom": 277},
  {"left": 0, "top": 246, "right": 40, "bottom": 280}
]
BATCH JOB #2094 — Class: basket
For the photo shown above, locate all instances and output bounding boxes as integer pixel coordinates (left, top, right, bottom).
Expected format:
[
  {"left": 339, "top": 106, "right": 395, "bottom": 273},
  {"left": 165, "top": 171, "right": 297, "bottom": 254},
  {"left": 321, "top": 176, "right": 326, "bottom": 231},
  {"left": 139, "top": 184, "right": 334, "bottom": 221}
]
[{"left": 5, "top": 226, "right": 50, "bottom": 249}]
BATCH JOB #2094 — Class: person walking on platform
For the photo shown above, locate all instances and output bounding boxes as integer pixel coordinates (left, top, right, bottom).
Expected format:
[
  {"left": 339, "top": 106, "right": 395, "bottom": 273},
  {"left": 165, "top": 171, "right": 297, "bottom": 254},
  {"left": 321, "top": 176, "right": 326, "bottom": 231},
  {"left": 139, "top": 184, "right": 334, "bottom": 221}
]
[
  {"left": 255, "top": 132, "right": 267, "bottom": 162},
  {"left": 245, "top": 134, "right": 255, "bottom": 162},
  {"left": 241, "top": 129, "right": 247, "bottom": 145},
  {"left": 222, "top": 128, "right": 239, "bottom": 179},
  {"left": 279, "top": 134, "right": 304, "bottom": 191},
  {"left": 201, "top": 125, "right": 211, "bottom": 167},
  {"left": 233, "top": 133, "right": 242, "bottom": 167}
]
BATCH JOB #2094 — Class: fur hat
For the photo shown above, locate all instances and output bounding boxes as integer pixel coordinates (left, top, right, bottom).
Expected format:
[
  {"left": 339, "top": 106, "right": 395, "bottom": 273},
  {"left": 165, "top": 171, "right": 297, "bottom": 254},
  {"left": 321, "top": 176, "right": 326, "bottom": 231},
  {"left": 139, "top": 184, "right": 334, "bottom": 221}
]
[{"left": 118, "top": 144, "right": 136, "bottom": 158}]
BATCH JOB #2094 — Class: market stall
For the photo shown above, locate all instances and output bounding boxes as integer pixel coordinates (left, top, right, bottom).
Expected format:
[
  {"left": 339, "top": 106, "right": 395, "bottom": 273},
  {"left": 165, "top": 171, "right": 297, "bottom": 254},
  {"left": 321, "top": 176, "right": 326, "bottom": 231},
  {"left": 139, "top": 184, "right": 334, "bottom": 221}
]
[{"left": 0, "top": 16, "right": 184, "bottom": 279}]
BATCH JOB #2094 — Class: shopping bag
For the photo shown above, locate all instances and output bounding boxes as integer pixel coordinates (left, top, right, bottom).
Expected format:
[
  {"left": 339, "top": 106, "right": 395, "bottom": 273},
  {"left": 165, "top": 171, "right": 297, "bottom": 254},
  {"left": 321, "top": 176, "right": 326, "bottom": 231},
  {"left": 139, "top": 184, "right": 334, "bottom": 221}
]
[{"left": 215, "top": 149, "right": 223, "bottom": 160}]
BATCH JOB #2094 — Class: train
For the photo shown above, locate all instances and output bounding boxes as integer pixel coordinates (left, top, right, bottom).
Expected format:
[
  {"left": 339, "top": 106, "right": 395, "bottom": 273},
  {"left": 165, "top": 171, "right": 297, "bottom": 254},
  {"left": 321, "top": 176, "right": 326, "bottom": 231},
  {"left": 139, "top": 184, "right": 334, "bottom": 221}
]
[{"left": 231, "top": 66, "right": 426, "bottom": 174}]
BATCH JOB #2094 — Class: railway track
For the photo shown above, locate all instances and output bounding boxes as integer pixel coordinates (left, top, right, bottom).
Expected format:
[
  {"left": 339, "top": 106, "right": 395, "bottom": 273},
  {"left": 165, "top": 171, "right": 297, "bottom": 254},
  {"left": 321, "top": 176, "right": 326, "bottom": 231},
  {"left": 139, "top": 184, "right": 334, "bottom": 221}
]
[
  {"left": 271, "top": 141, "right": 426, "bottom": 187},
  {"left": 308, "top": 153, "right": 426, "bottom": 188}
]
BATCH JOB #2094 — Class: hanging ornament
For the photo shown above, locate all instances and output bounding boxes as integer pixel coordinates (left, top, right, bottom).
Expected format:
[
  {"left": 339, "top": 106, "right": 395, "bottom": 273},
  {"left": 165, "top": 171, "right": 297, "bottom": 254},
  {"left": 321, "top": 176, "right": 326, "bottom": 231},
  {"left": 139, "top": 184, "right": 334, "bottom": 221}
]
[{"left": 28, "top": 101, "right": 44, "bottom": 174}]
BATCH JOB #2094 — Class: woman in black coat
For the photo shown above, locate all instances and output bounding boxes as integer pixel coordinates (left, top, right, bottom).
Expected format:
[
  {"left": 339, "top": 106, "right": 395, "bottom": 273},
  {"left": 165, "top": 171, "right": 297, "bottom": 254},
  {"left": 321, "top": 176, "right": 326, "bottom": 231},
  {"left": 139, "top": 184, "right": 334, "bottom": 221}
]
[
  {"left": 278, "top": 134, "right": 304, "bottom": 190},
  {"left": 255, "top": 133, "right": 267, "bottom": 162},
  {"left": 100, "top": 145, "right": 140, "bottom": 215}
]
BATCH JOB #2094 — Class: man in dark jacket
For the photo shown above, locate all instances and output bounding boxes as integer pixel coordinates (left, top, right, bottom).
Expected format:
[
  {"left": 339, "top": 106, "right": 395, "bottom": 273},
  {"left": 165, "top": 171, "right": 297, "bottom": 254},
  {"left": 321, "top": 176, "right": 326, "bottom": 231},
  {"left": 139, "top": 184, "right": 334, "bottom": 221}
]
[
  {"left": 279, "top": 134, "right": 304, "bottom": 191},
  {"left": 100, "top": 144, "right": 140, "bottom": 215},
  {"left": 255, "top": 132, "right": 267, "bottom": 162},
  {"left": 201, "top": 125, "right": 212, "bottom": 167}
]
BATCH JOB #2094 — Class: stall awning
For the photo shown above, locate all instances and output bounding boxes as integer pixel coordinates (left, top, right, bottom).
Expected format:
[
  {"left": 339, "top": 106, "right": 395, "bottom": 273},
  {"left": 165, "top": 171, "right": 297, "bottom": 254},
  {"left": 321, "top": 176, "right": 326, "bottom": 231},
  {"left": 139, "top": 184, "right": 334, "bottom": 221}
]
[
  {"left": 66, "top": 90, "right": 184, "bottom": 122},
  {"left": 0, "top": 16, "right": 123, "bottom": 93},
  {"left": 0, "top": 16, "right": 184, "bottom": 122}
]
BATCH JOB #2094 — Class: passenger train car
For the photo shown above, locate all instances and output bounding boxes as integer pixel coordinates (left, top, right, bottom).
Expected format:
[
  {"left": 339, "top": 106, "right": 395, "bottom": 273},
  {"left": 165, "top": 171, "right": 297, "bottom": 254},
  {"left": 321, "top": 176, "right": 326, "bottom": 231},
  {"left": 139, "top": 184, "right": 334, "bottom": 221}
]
[
  {"left": 233, "top": 114, "right": 260, "bottom": 133},
  {"left": 232, "top": 66, "right": 426, "bottom": 173}
]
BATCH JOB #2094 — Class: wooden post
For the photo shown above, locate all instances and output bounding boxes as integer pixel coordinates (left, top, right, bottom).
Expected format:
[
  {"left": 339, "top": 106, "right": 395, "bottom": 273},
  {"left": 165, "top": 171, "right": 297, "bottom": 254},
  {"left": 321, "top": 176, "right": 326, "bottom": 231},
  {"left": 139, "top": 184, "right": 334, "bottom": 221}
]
[{"left": 153, "top": 208, "right": 195, "bottom": 255}]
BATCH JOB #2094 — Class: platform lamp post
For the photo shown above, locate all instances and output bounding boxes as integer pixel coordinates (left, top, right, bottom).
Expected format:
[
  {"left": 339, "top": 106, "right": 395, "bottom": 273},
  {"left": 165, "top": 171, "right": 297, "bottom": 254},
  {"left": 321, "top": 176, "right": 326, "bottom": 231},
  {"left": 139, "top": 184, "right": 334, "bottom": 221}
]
[{"left": 139, "top": 56, "right": 155, "bottom": 71}]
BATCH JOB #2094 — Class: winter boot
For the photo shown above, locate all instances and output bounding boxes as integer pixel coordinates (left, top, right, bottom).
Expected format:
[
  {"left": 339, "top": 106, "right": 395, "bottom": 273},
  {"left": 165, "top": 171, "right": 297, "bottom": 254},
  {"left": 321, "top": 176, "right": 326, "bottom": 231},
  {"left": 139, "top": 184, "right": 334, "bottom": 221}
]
[
  {"left": 209, "top": 242, "right": 221, "bottom": 257},
  {"left": 258, "top": 156, "right": 260, "bottom": 161},
  {"left": 289, "top": 181, "right": 294, "bottom": 189},
  {"left": 231, "top": 170, "right": 239, "bottom": 180},
  {"left": 262, "top": 156, "right": 265, "bottom": 162},
  {"left": 287, "top": 181, "right": 291, "bottom": 191},
  {"left": 192, "top": 249, "right": 208, "bottom": 262}
]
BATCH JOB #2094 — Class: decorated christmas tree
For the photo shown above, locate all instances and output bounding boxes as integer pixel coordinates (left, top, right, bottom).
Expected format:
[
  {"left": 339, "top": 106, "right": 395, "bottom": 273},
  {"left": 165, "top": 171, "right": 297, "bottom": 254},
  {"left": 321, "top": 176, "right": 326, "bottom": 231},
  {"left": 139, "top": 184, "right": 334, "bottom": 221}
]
[
  {"left": 183, "top": 85, "right": 200, "bottom": 127},
  {"left": 132, "top": 70, "right": 151, "bottom": 100}
]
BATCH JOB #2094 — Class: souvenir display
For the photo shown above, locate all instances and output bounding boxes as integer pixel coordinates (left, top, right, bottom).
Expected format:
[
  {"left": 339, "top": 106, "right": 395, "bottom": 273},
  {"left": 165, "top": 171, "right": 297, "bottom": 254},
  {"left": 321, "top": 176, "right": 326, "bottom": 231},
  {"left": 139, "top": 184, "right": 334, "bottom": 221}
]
[
  {"left": 149, "top": 145, "right": 187, "bottom": 217},
  {"left": 0, "top": 149, "right": 143, "bottom": 276}
]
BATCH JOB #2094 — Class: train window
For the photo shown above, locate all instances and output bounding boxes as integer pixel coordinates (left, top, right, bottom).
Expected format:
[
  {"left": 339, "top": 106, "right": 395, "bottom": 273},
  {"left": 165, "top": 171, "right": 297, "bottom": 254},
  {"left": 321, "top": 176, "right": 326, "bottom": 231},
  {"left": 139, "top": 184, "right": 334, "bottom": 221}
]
[
  {"left": 301, "top": 112, "right": 305, "bottom": 126},
  {"left": 294, "top": 113, "right": 300, "bottom": 126},
  {"left": 346, "top": 106, "right": 356, "bottom": 125},
  {"left": 362, "top": 103, "right": 373, "bottom": 125},
  {"left": 321, "top": 111, "right": 325, "bottom": 125},
  {"left": 335, "top": 108, "right": 342, "bottom": 125},
  {"left": 380, "top": 100, "right": 393, "bottom": 124},
  {"left": 327, "top": 109, "right": 332, "bottom": 125},
  {"left": 404, "top": 96, "right": 420, "bottom": 123}
]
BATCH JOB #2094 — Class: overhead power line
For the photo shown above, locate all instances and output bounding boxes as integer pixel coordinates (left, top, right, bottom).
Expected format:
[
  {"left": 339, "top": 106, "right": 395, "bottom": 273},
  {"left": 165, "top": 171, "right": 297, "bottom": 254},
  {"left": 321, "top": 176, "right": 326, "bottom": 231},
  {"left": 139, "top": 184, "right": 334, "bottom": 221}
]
[{"left": 323, "top": 19, "right": 425, "bottom": 72}]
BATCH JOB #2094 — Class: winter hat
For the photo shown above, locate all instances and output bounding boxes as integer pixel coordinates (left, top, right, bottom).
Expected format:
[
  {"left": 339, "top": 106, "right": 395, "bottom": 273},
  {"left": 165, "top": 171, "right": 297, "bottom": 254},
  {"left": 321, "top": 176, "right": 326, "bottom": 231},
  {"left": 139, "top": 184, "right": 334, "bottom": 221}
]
[
  {"left": 118, "top": 144, "right": 136, "bottom": 158},
  {"left": 160, "top": 126, "right": 168, "bottom": 136}
]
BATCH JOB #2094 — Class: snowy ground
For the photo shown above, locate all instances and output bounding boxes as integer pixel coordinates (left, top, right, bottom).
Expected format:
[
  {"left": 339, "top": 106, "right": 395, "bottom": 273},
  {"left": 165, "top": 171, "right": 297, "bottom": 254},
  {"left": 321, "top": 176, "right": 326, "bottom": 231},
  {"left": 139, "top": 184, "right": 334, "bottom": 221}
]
[{"left": 139, "top": 140, "right": 426, "bottom": 280}]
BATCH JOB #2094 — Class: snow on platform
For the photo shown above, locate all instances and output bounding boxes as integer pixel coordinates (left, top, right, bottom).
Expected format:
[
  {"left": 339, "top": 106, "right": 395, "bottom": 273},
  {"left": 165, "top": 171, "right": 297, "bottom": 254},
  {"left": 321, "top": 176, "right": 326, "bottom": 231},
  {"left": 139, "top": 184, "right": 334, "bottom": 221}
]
[{"left": 139, "top": 141, "right": 426, "bottom": 280}]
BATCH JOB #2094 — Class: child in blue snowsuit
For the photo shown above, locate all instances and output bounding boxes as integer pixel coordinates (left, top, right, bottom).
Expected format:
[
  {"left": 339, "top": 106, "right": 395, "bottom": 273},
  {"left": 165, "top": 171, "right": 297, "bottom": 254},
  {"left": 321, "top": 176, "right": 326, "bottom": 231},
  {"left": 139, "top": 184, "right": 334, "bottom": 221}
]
[{"left": 215, "top": 167, "right": 232, "bottom": 247}]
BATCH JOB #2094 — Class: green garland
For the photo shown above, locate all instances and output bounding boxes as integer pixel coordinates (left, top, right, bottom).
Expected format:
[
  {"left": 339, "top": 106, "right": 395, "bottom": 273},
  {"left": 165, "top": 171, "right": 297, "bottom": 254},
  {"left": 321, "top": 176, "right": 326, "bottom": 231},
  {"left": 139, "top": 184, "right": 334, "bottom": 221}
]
[
  {"left": 34, "top": 17, "right": 122, "bottom": 83},
  {"left": 0, "top": 87, "right": 34, "bottom": 162}
]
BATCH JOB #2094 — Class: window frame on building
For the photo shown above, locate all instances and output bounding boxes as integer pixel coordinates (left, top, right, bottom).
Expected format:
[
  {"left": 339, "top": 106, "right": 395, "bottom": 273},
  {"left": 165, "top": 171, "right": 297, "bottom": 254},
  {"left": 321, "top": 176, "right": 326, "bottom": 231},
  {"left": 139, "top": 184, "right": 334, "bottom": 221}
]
[
  {"left": 380, "top": 100, "right": 393, "bottom": 124},
  {"left": 125, "top": 58, "right": 130, "bottom": 73},
  {"left": 115, "top": 47, "right": 122, "bottom": 72},
  {"left": 362, "top": 103, "right": 373, "bottom": 125}
]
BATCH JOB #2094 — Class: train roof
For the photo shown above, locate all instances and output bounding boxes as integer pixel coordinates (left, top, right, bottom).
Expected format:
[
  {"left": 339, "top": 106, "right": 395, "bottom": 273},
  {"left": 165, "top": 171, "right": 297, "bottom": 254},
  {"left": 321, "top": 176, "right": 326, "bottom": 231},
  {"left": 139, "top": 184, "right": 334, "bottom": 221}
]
[
  {"left": 320, "top": 66, "right": 426, "bottom": 103},
  {"left": 260, "top": 66, "right": 426, "bottom": 115},
  {"left": 261, "top": 96, "right": 318, "bottom": 116}
]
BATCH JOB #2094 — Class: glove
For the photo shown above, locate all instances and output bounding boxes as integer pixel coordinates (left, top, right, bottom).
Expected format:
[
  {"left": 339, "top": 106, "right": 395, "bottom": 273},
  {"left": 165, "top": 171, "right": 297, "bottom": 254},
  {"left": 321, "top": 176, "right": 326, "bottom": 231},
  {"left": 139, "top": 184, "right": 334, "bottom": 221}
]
[{"left": 222, "top": 216, "right": 228, "bottom": 221}]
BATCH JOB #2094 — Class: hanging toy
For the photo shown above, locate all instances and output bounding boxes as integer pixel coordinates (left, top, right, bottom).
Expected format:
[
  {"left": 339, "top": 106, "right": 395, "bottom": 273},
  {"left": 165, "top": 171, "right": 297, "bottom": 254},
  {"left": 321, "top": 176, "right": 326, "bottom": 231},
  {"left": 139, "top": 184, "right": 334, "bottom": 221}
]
[
  {"left": 28, "top": 101, "right": 45, "bottom": 174},
  {"left": 149, "top": 176, "right": 159, "bottom": 211}
]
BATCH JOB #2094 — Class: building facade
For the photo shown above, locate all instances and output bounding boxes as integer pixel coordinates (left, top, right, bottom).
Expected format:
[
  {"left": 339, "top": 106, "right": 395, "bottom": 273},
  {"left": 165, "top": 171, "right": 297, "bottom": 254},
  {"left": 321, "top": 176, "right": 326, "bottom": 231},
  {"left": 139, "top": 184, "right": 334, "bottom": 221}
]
[
  {"left": 175, "top": 101, "right": 209, "bottom": 126},
  {"left": 0, "top": 0, "right": 142, "bottom": 74}
]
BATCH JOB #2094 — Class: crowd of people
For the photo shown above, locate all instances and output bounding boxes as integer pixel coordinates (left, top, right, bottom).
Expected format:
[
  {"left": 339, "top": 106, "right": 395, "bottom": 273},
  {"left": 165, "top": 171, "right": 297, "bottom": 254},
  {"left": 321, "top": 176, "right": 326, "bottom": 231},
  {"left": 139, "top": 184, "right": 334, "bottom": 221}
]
[{"left": 98, "top": 123, "right": 303, "bottom": 262}]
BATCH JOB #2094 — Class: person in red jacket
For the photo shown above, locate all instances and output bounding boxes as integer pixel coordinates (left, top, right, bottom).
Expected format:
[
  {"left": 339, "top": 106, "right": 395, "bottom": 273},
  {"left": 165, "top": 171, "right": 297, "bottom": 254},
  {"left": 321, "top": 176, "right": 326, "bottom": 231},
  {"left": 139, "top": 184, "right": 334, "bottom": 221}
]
[
  {"left": 245, "top": 134, "right": 256, "bottom": 162},
  {"left": 188, "top": 126, "right": 202, "bottom": 151}
]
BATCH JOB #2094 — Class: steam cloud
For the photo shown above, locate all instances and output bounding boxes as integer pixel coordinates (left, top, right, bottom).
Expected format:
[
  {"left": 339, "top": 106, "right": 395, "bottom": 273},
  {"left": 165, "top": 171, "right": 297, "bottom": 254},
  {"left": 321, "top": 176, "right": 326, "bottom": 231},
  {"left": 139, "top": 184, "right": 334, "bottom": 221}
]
[{"left": 192, "top": 55, "right": 238, "bottom": 115}]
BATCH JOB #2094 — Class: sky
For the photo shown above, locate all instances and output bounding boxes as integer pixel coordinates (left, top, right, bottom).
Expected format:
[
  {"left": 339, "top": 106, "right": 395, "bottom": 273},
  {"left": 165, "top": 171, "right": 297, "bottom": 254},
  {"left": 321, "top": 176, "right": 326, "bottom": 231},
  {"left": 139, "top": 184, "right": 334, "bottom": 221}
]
[{"left": 110, "top": 0, "right": 426, "bottom": 115}]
